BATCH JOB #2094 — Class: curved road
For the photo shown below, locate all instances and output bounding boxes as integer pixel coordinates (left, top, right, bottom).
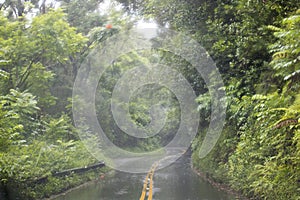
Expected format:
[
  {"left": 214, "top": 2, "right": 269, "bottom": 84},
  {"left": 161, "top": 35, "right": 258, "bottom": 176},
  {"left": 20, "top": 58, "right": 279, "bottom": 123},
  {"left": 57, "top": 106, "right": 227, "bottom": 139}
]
[{"left": 54, "top": 154, "right": 234, "bottom": 200}]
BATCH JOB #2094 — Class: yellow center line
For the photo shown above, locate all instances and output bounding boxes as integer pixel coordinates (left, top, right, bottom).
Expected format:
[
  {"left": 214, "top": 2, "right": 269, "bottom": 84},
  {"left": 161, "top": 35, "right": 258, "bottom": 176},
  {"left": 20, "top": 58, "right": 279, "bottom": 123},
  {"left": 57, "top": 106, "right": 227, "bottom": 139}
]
[
  {"left": 139, "top": 162, "right": 158, "bottom": 200},
  {"left": 139, "top": 172, "right": 150, "bottom": 200},
  {"left": 139, "top": 151, "right": 187, "bottom": 200}
]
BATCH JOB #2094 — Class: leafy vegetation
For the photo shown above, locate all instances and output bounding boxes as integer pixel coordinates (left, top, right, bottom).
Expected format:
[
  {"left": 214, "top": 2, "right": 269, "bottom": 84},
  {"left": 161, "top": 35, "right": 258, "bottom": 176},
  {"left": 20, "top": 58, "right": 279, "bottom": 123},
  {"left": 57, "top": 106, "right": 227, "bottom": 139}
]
[
  {"left": 114, "top": 0, "right": 300, "bottom": 199},
  {"left": 1, "top": 0, "right": 300, "bottom": 199},
  {"left": 0, "top": 1, "right": 178, "bottom": 198},
  {"left": 0, "top": 3, "right": 111, "bottom": 199}
]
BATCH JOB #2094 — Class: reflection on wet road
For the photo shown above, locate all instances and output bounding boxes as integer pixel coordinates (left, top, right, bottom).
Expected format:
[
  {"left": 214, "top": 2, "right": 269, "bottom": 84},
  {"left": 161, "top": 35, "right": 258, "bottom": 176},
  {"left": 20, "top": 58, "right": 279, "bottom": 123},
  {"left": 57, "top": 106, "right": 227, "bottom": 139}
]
[{"left": 54, "top": 155, "right": 234, "bottom": 200}]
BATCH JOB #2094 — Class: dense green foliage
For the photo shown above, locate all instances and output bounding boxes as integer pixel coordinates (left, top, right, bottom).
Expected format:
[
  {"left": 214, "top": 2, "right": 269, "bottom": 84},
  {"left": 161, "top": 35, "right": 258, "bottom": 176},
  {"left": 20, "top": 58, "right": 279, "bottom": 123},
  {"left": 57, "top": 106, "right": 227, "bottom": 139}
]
[
  {"left": 115, "top": 0, "right": 300, "bottom": 199},
  {"left": 1, "top": 0, "right": 300, "bottom": 199},
  {"left": 96, "top": 51, "right": 182, "bottom": 151},
  {"left": 0, "top": 3, "right": 110, "bottom": 199},
  {"left": 0, "top": 1, "right": 176, "bottom": 198}
]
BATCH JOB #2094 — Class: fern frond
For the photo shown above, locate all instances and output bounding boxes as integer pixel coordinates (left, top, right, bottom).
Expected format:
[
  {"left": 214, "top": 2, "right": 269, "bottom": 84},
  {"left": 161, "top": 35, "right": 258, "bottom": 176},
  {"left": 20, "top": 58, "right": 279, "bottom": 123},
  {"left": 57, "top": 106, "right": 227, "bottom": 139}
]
[
  {"left": 251, "top": 94, "right": 268, "bottom": 100},
  {"left": 0, "top": 69, "right": 9, "bottom": 79},
  {"left": 284, "top": 69, "right": 300, "bottom": 80},
  {"left": 267, "top": 25, "right": 282, "bottom": 32},
  {"left": 290, "top": 94, "right": 300, "bottom": 111},
  {"left": 271, "top": 94, "right": 300, "bottom": 128},
  {"left": 272, "top": 51, "right": 290, "bottom": 60}
]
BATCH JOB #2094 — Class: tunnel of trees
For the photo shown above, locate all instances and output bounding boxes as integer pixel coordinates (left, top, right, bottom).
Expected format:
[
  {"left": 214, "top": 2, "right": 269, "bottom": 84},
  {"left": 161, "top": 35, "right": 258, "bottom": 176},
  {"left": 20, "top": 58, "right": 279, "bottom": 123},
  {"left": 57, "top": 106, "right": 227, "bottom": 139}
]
[{"left": 0, "top": 0, "right": 299, "bottom": 199}]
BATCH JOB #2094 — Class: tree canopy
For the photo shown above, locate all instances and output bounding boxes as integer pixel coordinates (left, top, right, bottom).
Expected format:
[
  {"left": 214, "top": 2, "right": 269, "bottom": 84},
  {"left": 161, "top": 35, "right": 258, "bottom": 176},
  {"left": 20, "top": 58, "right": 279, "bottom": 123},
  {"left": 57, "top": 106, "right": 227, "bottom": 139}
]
[{"left": 0, "top": 0, "right": 300, "bottom": 199}]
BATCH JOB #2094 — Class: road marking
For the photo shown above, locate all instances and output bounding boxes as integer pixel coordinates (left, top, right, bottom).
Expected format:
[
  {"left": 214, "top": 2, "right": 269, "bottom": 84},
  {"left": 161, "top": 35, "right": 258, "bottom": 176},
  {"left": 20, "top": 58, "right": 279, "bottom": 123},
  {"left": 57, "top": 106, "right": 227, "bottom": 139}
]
[{"left": 139, "top": 162, "right": 158, "bottom": 200}]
